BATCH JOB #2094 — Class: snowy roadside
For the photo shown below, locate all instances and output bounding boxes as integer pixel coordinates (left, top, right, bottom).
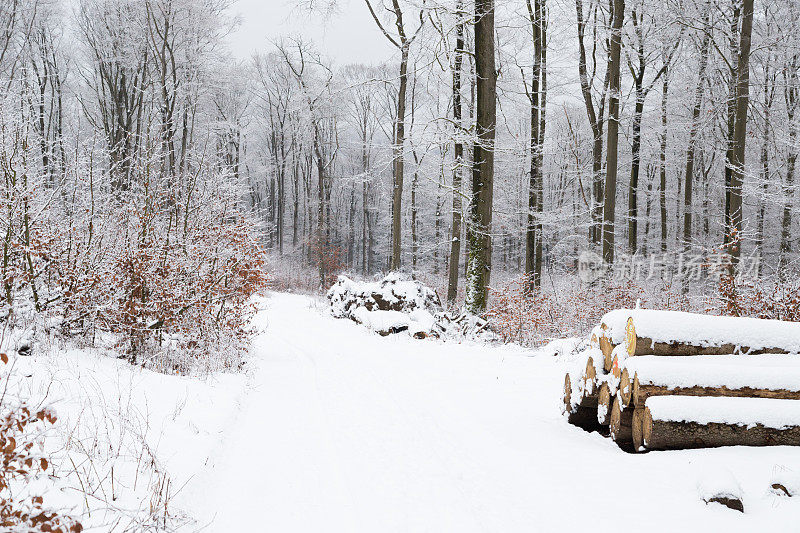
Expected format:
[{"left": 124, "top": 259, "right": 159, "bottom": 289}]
[
  {"left": 9, "top": 292, "right": 800, "bottom": 531},
  {"left": 2, "top": 320, "right": 255, "bottom": 530},
  {"left": 185, "top": 292, "right": 800, "bottom": 532}
]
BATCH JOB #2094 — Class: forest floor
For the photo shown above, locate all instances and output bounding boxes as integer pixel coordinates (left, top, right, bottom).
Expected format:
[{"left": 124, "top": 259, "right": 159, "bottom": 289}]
[{"left": 181, "top": 292, "right": 800, "bottom": 532}]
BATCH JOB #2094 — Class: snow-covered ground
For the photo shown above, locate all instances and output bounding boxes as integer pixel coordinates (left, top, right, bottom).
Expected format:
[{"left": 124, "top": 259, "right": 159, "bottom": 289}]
[
  {"left": 180, "top": 292, "right": 800, "bottom": 531},
  {"left": 14, "top": 292, "right": 800, "bottom": 531}
]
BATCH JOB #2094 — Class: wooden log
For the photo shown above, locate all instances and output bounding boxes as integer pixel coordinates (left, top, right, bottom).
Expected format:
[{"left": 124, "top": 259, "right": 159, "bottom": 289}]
[
  {"left": 618, "top": 368, "right": 632, "bottom": 407},
  {"left": 564, "top": 372, "right": 600, "bottom": 430},
  {"left": 582, "top": 356, "right": 598, "bottom": 396},
  {"left": 632, "top": 407, "right": 646, "bottom": 451},
  {"left": 628, "top": 358, "right": 800, "bottom": 407},
  {"left": 633, "top": 380, "right": 800, "bottom": 407},
  {"left": 610, "top": 347, "right": 627, "bottom": 379},
  {"left": 610, "top": 394, "right": 635, "bottom": 451},
  {"left": 599, "top": 335, "right": 615, "bottom": 372},
  {"left": 623, "top": 310, "right": 800, "bottom": 357},
  {"left": 597, "top": 382, "right": 612, "bottom": 425},
  {"left": 641, "top": 404, "right": 800, "bottom": 450},
  {"left": 563, "top": 372, "right": 573, "bottom": 415}
]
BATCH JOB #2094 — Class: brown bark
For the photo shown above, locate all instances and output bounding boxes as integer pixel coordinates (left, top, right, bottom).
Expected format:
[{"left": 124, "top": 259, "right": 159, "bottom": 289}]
[
  {"left": 601, "top": 0, "right": 625, "bottom": 264},
  {"left": 632, "top": 378, "right": 800, "bottom": 408},
  {"left": 641, "top": 406, "right": 800, "bottom": 450},
  {"left": 725, "top": 0, "right": 755, "bottom": 268},
  {"left": 465, "top": 0, "right": 497, "bottom": 313},
  {"left": 363, "top": 0, "right": 424, "bottom": 270},
  {"left": 627, "top": 335, "right": 791, "bottom": 357},
  {"left": 575, "top": 0, "right": 608, "bottom": 245},
  {"left": 524, "top": 0, "right": 546, "bottom": 291},
  {"left": 624, "top": 316, "right": 794, "bottom": 357},
  {"left": 682, "top": 11, "right": 711, "bottom": 252},
  {"left": 447, "top": 1, "right": 465, "bottom": 305}
]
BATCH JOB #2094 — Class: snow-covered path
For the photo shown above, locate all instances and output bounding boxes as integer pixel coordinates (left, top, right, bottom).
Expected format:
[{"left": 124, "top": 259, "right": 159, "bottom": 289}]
[{"left": 189, "top": 292, "right": 800, "bottom": 532}]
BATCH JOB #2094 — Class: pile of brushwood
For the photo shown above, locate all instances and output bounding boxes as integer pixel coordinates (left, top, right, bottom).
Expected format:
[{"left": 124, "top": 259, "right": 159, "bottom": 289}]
[{"left": 327, "top": 273, "right": 493, "bottom": 341}]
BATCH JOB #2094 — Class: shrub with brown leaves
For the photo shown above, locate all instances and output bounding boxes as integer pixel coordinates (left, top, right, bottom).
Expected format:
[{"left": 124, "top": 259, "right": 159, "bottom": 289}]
[{"left": 0, "top": 354, "right": 82, "bottom": 533}]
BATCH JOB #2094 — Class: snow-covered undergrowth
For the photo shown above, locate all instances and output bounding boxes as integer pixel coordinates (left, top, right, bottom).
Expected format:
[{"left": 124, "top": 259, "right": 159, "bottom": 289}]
[{"left": 0, "top": 327, "right": 249, "bottom": 530}]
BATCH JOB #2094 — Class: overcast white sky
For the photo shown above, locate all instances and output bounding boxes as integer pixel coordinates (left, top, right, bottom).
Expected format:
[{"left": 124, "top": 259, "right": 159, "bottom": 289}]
[{"left": 229, "top": 0, "right": 396, "bottom": 65}]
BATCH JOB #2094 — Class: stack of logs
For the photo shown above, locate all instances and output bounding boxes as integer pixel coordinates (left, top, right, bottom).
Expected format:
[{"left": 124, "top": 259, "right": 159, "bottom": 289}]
[{"left": 563, "top": 309, "right": 800, "bottom": 452}]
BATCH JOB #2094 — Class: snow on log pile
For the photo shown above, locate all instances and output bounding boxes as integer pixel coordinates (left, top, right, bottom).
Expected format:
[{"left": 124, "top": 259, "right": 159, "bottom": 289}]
[
  {"left": 638, "top": 397, "right": 800, "bottom": 450},
  {"left": 327, "top": 273, "right": 494, "bottom": 340},
  {"left": 562, "top": 308, "right": 800, "bottom": 454}
]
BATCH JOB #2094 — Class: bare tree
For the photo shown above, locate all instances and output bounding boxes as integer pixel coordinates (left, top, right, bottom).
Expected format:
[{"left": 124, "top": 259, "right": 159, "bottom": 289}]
[{"left": 363, "top": 0, "right": 424, "bottom": 270}]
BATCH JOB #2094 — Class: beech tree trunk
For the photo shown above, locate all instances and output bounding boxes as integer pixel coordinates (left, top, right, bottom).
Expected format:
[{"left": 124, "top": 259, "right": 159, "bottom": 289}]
[
  {"left": 602, "top": 0, "right": 625, "bottom": 264},
  {"left": 682, "top": 12, "right": 711, "bottom": 252},
  {"left": 465, "top": 0, "right": 497, "bottom": 314},
  {"left": 780, "top": 59, "right": 799, "bottom": 271},
  {"left": 725, "top": 0, "right": 754, "bottom": 269},
  {"left": 447, "top": 2, "right": 465, "bottom": 305},
  {"left": 524, "top": 0, "right": 546, "bottom": 291}
]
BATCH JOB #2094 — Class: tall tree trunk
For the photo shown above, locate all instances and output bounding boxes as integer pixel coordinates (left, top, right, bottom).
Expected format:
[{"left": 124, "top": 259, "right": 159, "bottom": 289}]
[
  {"left": 391, "top": 49, "right": 408, "bottom": 269},
  {"left": 724, "top": 1, "right": 742, "bottom": 249},
  {"left": 757, "top": 88, "right": 771, "bottom": 276},
  {"left": 780, "top": 53, "right": 799, "bottom": 274},
  {"left": 447, "top": 3, "right": 465, "bottom": 304},
  {"left": 629, "top": 90, "right": 644, "bottom": 254},
  {"left": 525, "top": 0, "right": 545, "bottom": 291},
  {"left": 575, "top": 0, "right": 607, "bottom": 246},
  {"left": 411, "top": 168, "right": 418, "bottom": 270},
  {"left": 780, "top": 86, "right": 798, "bottom": 270},
  {"left": 682, "top": 16, "right": 711, "bottom": 251},
  {"left": 727, "top": 0, "right": 754, "bottom": 270},
  {"left": 602, "top": 0, "right": 625, "bottom": 264},
  {"left": 465, "top": 0, "right": 496, "bottom": 313},
  {"left": 659, "top": 71, "right": 668, "bottom": 252}
]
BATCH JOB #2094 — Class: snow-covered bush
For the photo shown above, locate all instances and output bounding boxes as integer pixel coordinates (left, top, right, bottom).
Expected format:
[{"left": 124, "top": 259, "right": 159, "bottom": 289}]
[
  {"left": 485, "top": 275, "right": 644, "bottom": 346},
  {"left": 0, "top": 353, "right": 82, "bottom": 532},
  {"left": 0, "top": 165, "right": 270, "bottom": 373}
]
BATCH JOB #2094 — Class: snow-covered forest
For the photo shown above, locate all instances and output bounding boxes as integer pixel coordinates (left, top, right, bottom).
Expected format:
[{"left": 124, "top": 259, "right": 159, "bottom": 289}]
[{"left": 3, "top": 0, "right": 800, "bottom": 530}]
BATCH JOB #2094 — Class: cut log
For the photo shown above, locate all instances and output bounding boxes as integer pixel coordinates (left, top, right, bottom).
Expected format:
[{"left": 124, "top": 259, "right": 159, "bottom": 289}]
[
  {"left": 597, "top": 382, "right": 612, "bottom": 425},
  {"left": 632, "top": 407, "right": 646, "bottom": 452},
  {"left": 563, "top": 372, "right": 573, "bottom": 415},
  {"left": 633, "top": 380, "right": 800, "bottom": 407},
  {"left": 641, "top": 397, "right": 800, "bottom": 450},
  {"left": 627, "top": 356, "right": 800, "bottom": 407},
  {"left": 610, "top": 394, "right": 635, "bottom": 451},
  {"left": 621, "top": 309, "right": 800, "bottom": 357},
  {"left": 609, "top": 344, "right": 628, "bottom": 379},
  {"left": 582, "top": 356, "right": 598, "bottom": 396},
  {"left": 599, "top": 335, "right": 615, "bottom": 372},
  {"left": 564, "top": 371, "right": 600, "bottom": 430},
  {"left": 618, "top": 368, "right": 632, "bottom": 407}
]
